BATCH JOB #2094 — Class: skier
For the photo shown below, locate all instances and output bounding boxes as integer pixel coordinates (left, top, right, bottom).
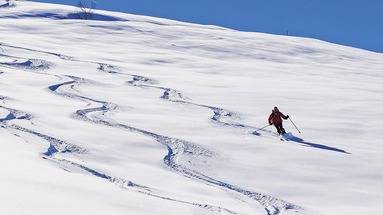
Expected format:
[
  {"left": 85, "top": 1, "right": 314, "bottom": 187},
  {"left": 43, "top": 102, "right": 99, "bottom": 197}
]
[{"left": 268, "top": 107, "right": 289, "bottom": 135}]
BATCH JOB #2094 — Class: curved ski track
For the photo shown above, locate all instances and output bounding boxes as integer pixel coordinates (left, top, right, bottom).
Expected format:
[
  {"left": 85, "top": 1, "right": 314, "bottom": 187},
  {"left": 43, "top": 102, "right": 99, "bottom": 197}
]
[
  {"left": 0, "top": 43, "right": 304, "bottom": 215},
  {"left": 0, "top": 44, "right": 235, "bottom": 214}
]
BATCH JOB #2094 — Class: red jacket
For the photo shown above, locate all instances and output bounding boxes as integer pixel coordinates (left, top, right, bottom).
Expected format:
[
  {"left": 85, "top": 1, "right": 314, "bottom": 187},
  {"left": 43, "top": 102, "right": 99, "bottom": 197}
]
[{"left": 268, "top": 110, "right": 288, "bottom": 125}]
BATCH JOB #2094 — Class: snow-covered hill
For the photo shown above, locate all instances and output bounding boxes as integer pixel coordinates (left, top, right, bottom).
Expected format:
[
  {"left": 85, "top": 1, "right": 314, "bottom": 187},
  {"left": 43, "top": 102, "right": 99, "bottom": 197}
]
[{"left": 1, "top": 1, "right": 383, "bottom": 215}]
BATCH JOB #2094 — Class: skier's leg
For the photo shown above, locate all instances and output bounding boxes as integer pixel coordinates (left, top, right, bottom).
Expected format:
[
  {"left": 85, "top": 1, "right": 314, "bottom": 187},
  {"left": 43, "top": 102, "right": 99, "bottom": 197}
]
[
  {"left": 275, "top": 124, "right": 282, "bottom": 134},
  {"left": 280, "top": 123, "right": 286, "bottom": 134}
]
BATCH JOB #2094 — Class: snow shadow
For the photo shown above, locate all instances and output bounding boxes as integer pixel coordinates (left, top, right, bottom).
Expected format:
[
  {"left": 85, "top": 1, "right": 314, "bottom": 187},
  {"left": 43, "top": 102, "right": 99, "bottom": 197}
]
[
  {"left": 64, "top": 13, "right": 125, "bottom": 21},
  {"left": 0, "top": 112, "right": 16, "bottom": 122},
  {"left": 284, "top": 133, "right": 350, "bottom": 154},
  {"left": 2, "top": 12, "right": 125, "bottom": 21},
  {"left": 0, "top": 3, "right": 13, "bottom": 8},
  {"left": 1, "top": 12, "right": 60, "bottom": 19},
  {"left": 0, "top": 59, "right": 52, "bottom": 70}
]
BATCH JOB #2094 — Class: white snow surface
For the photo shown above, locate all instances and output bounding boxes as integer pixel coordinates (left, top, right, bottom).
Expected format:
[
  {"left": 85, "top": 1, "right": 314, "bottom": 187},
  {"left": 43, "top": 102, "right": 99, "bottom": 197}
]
[{"left": 1, "top": 1, "right": 383, "bottom": 215}]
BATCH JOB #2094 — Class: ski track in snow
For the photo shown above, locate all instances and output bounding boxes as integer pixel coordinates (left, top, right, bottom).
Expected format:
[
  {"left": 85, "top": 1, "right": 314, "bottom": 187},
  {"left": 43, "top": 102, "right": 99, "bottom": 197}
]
[
  {"left": 123, "top": 74, "right": 304, "bottom": 215},
  {"left": 0, "top": 44, "right": 236, "bottom": 215},
  {"left": 0, "top": 42, "right": 306, "bottom": 215}
]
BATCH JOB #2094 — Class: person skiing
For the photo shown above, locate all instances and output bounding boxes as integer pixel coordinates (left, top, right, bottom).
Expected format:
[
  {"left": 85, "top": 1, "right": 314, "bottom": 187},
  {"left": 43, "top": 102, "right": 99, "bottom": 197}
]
[{"left": 268, "top": 107, "right": 289, "bottom": 135}]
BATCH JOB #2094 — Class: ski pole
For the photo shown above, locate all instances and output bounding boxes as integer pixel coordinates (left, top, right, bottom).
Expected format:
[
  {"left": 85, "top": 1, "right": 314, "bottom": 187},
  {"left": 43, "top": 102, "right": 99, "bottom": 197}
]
[
  {"left": 289, "top": 117, "right": 301, "bottom": 133},
  {"left": 255, "top": 124, "right": 271, "bottom": 132}
]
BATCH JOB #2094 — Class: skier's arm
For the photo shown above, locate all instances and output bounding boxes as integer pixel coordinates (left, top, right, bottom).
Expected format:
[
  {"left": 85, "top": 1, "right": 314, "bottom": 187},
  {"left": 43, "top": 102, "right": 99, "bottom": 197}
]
[
  {"left": 280, "top": 112, "right": 288, "bottom": 120},
  {"left": 268, "top": 114, "right": 273, "bottom": 125}
]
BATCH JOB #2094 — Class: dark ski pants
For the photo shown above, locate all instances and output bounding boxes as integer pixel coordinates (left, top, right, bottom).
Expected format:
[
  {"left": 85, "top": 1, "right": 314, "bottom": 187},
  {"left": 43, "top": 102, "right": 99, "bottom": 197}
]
[{"left": 274, "top": 123, "right": 286, "bottom": 135}]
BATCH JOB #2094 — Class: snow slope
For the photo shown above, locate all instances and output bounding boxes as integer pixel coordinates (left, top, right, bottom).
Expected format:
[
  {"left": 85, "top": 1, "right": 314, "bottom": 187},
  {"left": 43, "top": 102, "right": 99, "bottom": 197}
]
[{"left": 1, "top": 1, "right": 383, "bottom": 215}]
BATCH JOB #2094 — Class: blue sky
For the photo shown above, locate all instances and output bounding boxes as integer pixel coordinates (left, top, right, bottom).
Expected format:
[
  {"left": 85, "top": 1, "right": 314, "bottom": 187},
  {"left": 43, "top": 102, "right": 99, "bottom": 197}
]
[{"left": 32, "top": 0, "right": 383, "bottom": 53}]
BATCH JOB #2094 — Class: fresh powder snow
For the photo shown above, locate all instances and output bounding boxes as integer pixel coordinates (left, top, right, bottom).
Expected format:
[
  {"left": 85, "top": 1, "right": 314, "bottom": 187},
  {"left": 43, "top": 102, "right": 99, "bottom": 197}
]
[{"left": 1, "top": 1, "right": 383, "bottom": 215}]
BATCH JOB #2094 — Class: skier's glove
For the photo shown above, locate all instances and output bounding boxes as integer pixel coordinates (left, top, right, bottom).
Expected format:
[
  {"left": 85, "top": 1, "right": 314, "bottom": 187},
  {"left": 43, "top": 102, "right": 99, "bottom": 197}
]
[{"left": 286, "top": 115, "right": 289, "bottom": 119}]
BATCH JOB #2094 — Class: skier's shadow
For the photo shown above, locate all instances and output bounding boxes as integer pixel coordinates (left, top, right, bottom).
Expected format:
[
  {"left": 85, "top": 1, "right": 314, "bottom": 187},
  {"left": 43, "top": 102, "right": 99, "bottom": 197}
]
[{"left": 284, "top": 133, "right": 351, "bottom": 154}]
